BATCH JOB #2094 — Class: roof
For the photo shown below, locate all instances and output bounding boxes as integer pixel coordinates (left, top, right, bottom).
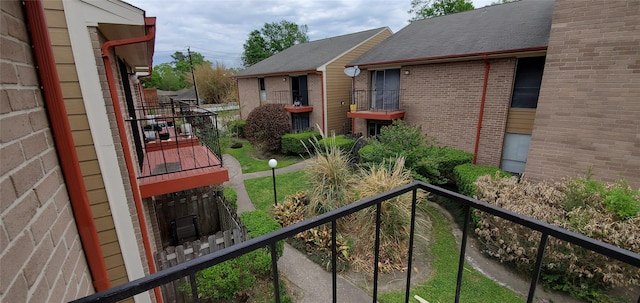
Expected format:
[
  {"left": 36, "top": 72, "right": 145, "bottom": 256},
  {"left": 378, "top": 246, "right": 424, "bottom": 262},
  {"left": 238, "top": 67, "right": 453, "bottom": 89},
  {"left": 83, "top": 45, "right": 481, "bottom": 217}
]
[
  {"left": 173, "top": 87, "right": 198, "bottom": 101},
  {"left": 235, "top": 27, "right": 390, "bottom": 77},
  {"left": 350, "top": 0, "right": 554, "bottom": 67}
]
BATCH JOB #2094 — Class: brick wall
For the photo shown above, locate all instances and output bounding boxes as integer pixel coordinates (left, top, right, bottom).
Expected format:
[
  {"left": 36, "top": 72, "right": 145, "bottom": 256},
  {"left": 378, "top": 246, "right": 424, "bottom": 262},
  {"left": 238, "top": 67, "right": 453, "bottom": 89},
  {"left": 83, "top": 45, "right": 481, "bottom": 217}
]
[
  {"left": 0, "top": 1, "right": 93, "bottom": 302},
  {"left": 526, "top": 0, "right": 640, "bottom": 187},
  {"left": 354, "top": 59, "right": 515, "bottom": 166},
  {"left": 237, "top": 78, "right": 259, "bottom": 119}
]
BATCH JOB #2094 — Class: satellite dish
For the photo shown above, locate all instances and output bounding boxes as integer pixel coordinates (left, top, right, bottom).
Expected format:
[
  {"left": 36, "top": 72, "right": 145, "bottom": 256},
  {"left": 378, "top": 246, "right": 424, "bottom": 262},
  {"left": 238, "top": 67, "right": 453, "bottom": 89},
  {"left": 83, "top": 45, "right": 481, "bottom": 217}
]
[{"left": 343, "top": 66, "right": 361, "bottom": 77}]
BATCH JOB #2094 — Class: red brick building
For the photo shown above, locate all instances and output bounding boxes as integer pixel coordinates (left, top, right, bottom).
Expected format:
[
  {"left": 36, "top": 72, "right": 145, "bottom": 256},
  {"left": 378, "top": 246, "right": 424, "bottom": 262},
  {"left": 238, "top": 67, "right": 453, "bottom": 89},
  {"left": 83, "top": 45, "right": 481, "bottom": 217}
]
[{"left": 348, "top": 0, "right": 639, "bottom": 188}]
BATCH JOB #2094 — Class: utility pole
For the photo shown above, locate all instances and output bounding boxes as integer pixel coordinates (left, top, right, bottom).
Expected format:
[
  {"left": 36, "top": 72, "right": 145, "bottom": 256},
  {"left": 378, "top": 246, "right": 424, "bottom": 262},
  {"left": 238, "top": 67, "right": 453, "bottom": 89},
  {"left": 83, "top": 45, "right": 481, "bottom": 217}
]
[{"left": 187, "top": 47, "right": 200, "bottom": 106}]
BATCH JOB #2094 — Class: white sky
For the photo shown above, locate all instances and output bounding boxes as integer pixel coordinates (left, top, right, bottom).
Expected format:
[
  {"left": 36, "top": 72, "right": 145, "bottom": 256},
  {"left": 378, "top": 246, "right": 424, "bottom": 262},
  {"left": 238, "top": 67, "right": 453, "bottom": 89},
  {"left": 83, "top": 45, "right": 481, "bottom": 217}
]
[{"left": 125, "top": 0, "right": 497, "bottom": 68}]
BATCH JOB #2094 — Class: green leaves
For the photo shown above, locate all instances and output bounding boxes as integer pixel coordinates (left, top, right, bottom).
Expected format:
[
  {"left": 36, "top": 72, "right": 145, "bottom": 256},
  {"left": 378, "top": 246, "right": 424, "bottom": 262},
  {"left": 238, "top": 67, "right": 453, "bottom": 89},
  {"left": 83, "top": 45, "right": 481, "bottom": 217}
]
[
  {"left": 241, "top": 20, "right": 309, "bottom": 67},
  {"left": 408, "top": 0, "right": 475, "bottom": 21}
]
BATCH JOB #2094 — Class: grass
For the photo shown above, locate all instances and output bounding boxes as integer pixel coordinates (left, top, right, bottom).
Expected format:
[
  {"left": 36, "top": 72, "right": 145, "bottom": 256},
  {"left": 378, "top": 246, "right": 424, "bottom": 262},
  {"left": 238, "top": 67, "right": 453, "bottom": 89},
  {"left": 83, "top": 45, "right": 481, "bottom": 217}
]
[
  {"left": 244, "top": 170, "right": 310, "bottom": 212},
  {"left": 224, "top": 139, "right": 303, "bottom": 173},
  {"left": 378, "top": 205, "right": 524, "bottom": 303}
]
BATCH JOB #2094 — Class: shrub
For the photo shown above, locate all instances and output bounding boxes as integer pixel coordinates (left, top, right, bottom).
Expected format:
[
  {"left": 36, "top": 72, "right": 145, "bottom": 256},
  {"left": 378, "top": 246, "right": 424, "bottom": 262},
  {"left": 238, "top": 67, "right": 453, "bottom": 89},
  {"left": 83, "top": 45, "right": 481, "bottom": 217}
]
[
  {"left": 453, "top": 163, "right": 509, "bottom": 197},
  {"left": 240, "top": 210, "right": 284, "bottom": 257},
  {"left": 227, "top": 119, "right": 246, "bottom": 138},
  {"left": 565, "top": 177, "right": 639, "bottom": 220},
  {"left": 434, "top": 147, "right": 473, "bottom": 182},
  {"left": 281, "top": 131, "right": 321, "bottom": 155},
  {"left": 474, "top": 176, "right": 640, "bottom": 303},
  {"left": 245, "top": 104, "right": 291, "bottom": 152},
  {"left": 190, "top": 209, "right": 280, "bottom": 301},
  {"left": 316, "top": 135, "right": 356, "bottom": 154},
  {"left": 358, "top": 120, "right": 429, "bottom": 168},
  {"left": 223, "top": 186, "right": 238, "bottom": 211}
]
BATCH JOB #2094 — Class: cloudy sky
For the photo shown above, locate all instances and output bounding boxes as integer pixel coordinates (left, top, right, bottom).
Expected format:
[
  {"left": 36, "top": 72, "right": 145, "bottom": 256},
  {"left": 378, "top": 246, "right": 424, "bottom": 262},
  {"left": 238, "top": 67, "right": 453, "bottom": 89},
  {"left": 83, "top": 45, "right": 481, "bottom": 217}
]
[{"left": 125, "top": 0, "right": 497, "bottom": 68}]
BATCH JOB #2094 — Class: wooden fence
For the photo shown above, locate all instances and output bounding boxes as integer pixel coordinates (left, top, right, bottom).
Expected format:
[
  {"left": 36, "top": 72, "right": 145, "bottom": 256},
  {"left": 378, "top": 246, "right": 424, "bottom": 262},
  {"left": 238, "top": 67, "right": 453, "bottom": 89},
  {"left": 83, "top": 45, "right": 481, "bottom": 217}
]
[{"left": 154, "top": 227, "right": 248, "bottom": 303}]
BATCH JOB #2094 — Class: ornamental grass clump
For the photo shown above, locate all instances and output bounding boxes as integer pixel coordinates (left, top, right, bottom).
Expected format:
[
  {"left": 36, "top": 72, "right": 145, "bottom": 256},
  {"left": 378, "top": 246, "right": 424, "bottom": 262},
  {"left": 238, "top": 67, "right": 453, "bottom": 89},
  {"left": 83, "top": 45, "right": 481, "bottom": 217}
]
[
  {"left": 351, "top": 157, "right": 428, "bottom": 273},
  {"left": 473, "top": 175, "right": 640, "bottom": 303},
  {"left": 304, "top": 132, "right": 355, "bottom": 216}
]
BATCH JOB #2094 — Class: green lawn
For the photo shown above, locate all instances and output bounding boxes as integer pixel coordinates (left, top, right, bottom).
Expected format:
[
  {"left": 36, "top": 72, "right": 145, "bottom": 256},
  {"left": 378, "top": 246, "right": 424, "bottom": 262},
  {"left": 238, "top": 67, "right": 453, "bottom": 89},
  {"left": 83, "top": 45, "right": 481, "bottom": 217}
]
[
  {"left": 244, "top": 170, "right": 310, "bottom": 212},
  {"left": 224, "top": 139, "right": 303, "bottom": 173},
  {"left": 379, "top": 205, "right": 524, "bottom": 303}
]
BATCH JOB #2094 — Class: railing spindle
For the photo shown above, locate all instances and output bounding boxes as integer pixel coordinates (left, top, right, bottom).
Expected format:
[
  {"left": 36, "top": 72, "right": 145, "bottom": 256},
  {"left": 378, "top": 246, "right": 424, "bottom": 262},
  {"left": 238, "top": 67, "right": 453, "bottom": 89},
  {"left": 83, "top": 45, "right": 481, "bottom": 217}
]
[
  {"left": 332, "top": 220, "right": 338, "bottom": 303},
  {"left": 373, "top": 202, "right": 382, "bottom": 303},
  {"left": 270, "top": 243, "right": 281, "bottom": 303},
  {"left": 527, "top": 233, "right": 549, "bottom": 303},
  {"left": 454, "top": 205, "right": 471, "bottom": 303},
  {"left": 405, "top": 188, "right": 418, "bottom": 303},
  {"left": 188, "top": 273, "right": 199, "bottom": 303}
]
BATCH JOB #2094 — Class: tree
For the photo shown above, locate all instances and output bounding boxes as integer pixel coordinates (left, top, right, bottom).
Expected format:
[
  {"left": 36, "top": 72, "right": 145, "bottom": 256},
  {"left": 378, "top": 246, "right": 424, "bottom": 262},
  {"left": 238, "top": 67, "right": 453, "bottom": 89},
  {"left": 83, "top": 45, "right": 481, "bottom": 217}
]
[
  {"left": 143, "top": 51, "right": 209, "bottom": 91},
  {"left": 185, "top": 61, "right": 237, "bottom": 104},
  {"left": 145, "top": 63, "right": 185, "bottom": 91},
  {"left": 241, "top": 20, "right": 309, "bottom": 67},
  {"left": 409, "top": 0, "right": 474, "bottom": 21}
]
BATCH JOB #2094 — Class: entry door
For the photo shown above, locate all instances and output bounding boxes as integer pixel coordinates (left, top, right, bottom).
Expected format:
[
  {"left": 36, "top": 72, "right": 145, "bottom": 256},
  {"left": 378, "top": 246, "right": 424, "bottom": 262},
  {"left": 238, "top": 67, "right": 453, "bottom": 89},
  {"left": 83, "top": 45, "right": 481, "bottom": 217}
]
[{"left": 292, "top": 75, "right": 308, "bottom": 106}]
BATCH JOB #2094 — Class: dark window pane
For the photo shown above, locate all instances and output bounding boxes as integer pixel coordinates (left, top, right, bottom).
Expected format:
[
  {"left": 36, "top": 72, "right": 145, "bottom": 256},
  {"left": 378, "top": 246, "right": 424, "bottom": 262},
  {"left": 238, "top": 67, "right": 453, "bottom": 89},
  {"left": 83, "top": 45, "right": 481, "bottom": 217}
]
[{"left": 511, "top": 57, "right": 545, "bottom": 108}]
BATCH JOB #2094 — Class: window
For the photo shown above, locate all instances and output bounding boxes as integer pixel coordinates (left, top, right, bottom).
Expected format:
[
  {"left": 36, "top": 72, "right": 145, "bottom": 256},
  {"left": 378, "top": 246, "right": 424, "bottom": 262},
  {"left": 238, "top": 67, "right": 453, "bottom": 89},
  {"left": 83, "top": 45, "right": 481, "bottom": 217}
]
[
  {"left": 259, "top": 78, "right": 266, "bottom": 102},
  {"left": 367, "top": 120, "right": 391, "bottom": 137},
  {"left": 292, "top": 113, "right": 310, "bottom": 133},
  {"left": 501, "top": 133, "right": 532, "bottom": 174},
  {"left": 370, "top": 69, "right": 400, "bottom": 110},
  {"left": 511, "top": 57, "right": 546, "bottom": 108}
]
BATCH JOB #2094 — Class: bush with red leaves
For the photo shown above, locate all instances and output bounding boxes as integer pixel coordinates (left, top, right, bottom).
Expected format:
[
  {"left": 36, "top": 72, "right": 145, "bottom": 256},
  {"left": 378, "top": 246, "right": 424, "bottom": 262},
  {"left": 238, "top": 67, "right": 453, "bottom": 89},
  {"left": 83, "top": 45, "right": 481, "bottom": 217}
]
[{"left": 245, "top": 104, "right": 291, "bottom": 152}]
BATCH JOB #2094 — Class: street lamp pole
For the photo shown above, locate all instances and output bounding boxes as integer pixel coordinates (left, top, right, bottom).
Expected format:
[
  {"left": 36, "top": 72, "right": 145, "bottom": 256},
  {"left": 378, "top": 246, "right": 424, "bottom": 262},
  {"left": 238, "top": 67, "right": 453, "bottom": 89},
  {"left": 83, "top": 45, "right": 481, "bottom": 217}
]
[{"left": 268, "top": 159, "right": 278, "bottom": 205}]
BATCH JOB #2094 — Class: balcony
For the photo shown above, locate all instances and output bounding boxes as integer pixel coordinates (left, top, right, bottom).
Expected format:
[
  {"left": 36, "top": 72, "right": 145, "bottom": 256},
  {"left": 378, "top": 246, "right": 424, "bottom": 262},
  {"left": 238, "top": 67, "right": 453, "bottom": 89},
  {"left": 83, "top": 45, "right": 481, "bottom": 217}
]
[
  {"left": 271, "top": 90, "right": 314, "bottom": 113},
  {"left": 347, "top": 89, "right": 405, "bottom": 120},
  {"left": 71, "top": 181, "right": 639, "bottom": 303},
  {"left": 129, "top": 104, "right": 229, "bottom": 197}
]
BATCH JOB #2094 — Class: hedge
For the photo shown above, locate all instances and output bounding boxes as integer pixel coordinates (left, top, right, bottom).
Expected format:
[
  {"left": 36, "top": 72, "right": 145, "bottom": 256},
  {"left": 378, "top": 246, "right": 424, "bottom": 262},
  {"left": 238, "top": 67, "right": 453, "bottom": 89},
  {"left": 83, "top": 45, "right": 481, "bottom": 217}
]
[
  {"left": 281, "top": 131, "right": 321, "bottom": 155},
  {"left": 317, "top": 135, "right": 356, "bottom": 154},
  {"left": 240, "top": 210, "right": 284, "bottom": 257},
  {"left": 452, "top": 163, "right": 509, "bottom": 197}
]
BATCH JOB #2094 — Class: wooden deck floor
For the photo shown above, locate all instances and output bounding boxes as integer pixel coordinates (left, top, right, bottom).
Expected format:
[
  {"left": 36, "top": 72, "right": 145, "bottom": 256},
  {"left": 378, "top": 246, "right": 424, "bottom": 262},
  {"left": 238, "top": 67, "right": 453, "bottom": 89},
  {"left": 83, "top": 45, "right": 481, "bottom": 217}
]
[
  {"left": 347, "top": 110, "right": 405, "bottom": 120},
  {"left": 139, "top": 145, "right": 228, "bottom": 197}
]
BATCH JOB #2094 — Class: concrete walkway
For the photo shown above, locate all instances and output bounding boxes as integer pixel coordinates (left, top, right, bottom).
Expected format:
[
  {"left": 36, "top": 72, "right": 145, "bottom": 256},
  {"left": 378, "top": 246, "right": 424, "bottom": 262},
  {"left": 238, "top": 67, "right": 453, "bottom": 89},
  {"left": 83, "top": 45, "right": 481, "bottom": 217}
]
[{"left": 222, "top": 154, "right": 374, "bottom": 302}]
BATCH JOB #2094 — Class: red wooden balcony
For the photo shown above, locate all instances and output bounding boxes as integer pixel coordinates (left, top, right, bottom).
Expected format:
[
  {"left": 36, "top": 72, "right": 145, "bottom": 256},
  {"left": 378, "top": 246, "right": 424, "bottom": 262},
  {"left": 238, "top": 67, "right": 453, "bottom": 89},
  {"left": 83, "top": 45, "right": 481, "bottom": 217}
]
[{"left": 129, "top": 105, "right": 229, "bottom": 198}]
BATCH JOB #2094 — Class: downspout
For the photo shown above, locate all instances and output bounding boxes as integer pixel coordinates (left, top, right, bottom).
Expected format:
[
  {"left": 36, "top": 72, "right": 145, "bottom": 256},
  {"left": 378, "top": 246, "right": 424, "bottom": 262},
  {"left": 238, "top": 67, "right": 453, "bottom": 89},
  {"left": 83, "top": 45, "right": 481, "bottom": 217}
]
[
  {"left": 100, "top": 18, "right": 163, "bottom": 302},
  {"left": 473, "top": 54, "right": 490, "bottom": 164},
  {"left": 316, "top": 71, "right": 326, "bottom": 134},
  {"left": 23, "top": 0, "right": 110, "bottom": 291}
]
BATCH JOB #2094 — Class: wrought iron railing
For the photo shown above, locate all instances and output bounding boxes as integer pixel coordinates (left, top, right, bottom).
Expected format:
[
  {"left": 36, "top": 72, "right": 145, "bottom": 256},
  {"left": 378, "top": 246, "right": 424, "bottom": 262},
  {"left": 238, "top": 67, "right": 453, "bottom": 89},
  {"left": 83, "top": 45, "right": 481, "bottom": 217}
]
[
  {"left": 352, "top": 89, "right": 404, "bottom": 112},
  {"left": 127, "top": 103, "right": 223, "bottom": 178},
  {"left": 270, "top": 90, "right": 311, "bottom": 106},
  {"left": 70, "top": 181, "right": 640, "bottom": 303}
]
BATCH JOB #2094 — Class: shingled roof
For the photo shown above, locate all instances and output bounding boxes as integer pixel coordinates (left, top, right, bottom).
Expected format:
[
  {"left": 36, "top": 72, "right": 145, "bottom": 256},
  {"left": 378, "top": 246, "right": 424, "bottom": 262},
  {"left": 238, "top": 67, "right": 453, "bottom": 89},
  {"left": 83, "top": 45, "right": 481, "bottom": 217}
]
[
  {"left": 235, "top": 27, "right": 390, "bottom": 77},
  {"left": 350, "top": 0, "right": 554, "bottom": 67}
]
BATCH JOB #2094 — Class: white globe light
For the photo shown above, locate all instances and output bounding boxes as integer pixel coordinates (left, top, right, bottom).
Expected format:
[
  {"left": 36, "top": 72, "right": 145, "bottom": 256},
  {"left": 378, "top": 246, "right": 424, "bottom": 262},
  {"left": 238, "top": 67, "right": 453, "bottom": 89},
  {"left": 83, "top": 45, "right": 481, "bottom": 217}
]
[{"left": 268, "top": 159, "right": 278, "bottom": 168}]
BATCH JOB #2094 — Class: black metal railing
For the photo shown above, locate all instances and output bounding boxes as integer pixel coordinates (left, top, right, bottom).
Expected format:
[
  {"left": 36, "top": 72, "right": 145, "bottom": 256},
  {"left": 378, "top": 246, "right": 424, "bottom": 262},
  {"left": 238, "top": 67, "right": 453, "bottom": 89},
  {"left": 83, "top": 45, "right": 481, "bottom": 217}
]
[
  {"left": 270, "top": 90, "right": 311, "bottom": 106},
  {"left": 127, "top": 103, "right": 223, "bottom": 178},
  {"left": 352, "top": 89, "right": 404, "bottom": 112},
  {"left": 70, "top": 181, "right": 640, "bottom": 303}
]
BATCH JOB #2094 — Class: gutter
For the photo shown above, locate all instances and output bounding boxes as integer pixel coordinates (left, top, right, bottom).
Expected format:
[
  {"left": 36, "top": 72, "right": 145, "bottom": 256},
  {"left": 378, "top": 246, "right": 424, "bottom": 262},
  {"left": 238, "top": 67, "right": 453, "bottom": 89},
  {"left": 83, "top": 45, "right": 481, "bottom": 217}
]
[
  {"left": 347, "top": 46, "right": 547, "bottom": 68},
  {"left": 23, "top": 0, "right": 110, "bottom": 291},
  {"left": 473, "top": 55, "right": 490, "bottom": 164},
  {"left": 100, "top": 17, "right": 163, "bottom": 302}
]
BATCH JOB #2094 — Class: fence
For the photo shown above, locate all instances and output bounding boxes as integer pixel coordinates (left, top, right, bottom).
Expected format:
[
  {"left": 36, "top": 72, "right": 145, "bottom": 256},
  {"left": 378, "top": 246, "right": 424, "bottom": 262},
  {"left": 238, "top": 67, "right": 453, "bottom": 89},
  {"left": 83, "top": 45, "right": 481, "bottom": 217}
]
[{"left": 155, "top": 228, "right": 248, "bottom": 303}]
